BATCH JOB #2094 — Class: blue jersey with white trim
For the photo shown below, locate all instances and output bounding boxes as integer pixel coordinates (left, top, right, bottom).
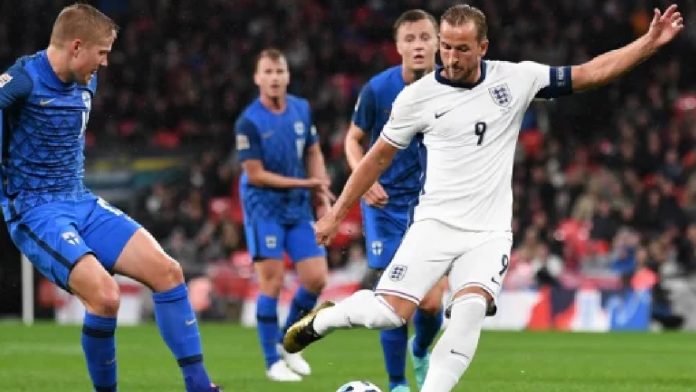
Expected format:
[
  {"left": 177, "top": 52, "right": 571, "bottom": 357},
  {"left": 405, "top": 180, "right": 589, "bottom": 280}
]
[
  {"left": 0, "top": 51, "right": 96, "bottom": 218},
  {"left": 235, "top": 95, "right": 317, "bottom": 223},
  {"left": 352, "top": 66, "right": 422, "bottom": 210}
]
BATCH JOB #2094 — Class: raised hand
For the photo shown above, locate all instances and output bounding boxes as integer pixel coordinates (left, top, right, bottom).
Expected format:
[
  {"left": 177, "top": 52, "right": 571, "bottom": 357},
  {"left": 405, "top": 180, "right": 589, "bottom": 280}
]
[{"left": 648, "top": 4, "right": 684, "bottom": 47}]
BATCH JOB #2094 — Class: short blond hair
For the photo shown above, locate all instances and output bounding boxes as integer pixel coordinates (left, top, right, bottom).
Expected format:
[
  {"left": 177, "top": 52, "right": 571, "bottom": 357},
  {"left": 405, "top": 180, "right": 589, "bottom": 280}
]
[{"left": 50, "top": 3, "right": 118, "bottom": 46}]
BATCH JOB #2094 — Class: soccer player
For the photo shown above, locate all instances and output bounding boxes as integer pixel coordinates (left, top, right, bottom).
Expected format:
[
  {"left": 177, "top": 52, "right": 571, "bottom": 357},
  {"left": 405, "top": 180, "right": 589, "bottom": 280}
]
[
  {"left": 235, "top": 48, "right": 333, "bottom": 382},
  {"left": 344, "top": 9, "right": 444, "bottom": 392},
  {"left": 0, "top": 4, "right": 220, "bottom": 392},
  {"left": 285, "top": 4, "right": 684, "bottom": 392}
]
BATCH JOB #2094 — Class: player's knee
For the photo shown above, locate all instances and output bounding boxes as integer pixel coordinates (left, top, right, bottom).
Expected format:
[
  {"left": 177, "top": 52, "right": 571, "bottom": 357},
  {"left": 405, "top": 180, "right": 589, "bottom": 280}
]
[
  {"left": 257, "top": 273, "right": 284, "bottom": 297},
  {"left": 419, "top": 292, "right": 443, "bottom": 315},
  {"left": 148, "top": 255, "right": 185, "bottom": 291},
  {"left": 88, "top": 279, "right": 121, "bottom": 316},
  {"left": 303, "top": 275, "right": 326, "bottom": 294}
]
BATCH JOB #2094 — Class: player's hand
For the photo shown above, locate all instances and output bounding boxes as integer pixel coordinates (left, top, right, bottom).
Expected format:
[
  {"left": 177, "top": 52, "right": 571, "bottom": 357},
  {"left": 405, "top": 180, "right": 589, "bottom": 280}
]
[
  {"left": 306, "top": 177, "right": 331, "bottom": 189},
  {"left": 315, "top": 211, "right": 341, "bottom": 246},
  {"left": 647, "top": 4, "right": 684, "bottom": 47},
  {"left": 362, "top": 182, "right": 389, "bottom": 208}
]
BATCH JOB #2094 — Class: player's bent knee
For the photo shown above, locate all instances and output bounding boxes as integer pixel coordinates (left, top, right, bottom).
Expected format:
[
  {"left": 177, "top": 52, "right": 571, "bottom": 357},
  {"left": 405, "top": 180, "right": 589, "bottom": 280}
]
[
  {"left": 85, "top": 280, "right": 121, "bottom": 316},
  {"left": 419, "top": 290, "right": 443, "bottom": 315},
  {"left": 303, "top": 276, "right": 326, "bottom": 294},
  {"left": 148, "top": 255, "right": 185, "bottom": 291},
  {"left": 346, "top": 290, "right": 406, "bottom": 329}
]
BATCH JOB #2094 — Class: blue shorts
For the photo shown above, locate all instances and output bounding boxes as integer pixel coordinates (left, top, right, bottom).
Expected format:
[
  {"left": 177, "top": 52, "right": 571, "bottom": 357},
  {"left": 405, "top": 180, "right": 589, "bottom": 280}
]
[
  {"left": 6, "top": 195, "right": 141, "bottom": 292},
  {"left": 361, "top": 201, "right": 409, "bottom": 269},
  {"left": 243, "top": 219, "right": 325, "bottom": 262}
]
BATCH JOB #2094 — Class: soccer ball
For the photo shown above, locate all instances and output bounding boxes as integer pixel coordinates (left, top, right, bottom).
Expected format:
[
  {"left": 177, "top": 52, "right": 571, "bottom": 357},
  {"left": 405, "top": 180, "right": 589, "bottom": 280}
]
[{"left": 336, "top": 380, "right": 383, "bottom": 392}]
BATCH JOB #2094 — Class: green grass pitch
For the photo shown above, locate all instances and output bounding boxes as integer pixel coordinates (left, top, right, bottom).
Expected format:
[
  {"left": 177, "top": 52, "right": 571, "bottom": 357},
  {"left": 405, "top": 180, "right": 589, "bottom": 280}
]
[{"left": 1, "top": 322, "right": 695, "bottom": 391}]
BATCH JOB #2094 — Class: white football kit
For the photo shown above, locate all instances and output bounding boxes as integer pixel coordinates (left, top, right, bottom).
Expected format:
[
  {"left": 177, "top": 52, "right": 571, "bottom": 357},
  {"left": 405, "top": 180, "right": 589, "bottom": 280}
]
[{"left": 375, "top": 60, "right": 572, "bottom": 304}]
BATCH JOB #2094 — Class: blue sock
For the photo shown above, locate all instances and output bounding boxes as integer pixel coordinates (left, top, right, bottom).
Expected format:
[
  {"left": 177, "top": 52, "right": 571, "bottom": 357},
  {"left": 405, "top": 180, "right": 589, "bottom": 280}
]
[
  {"left": 256, "top": 294, "right": 280, "bottom": 368},
  {"left": 381, "top": 325, "right": 408, "bottom": 389},
  {"left": 412, "top": 309, "right": 443, "bottom": 358},
  {"left": 81, "top": 312, "right": 117, "bottom": 392},
  {"left": 280, "top": 286, "right": 318, "bottom": 342},
  {"left": 152, "top": 283, "right": 212, "bottom": 392}
]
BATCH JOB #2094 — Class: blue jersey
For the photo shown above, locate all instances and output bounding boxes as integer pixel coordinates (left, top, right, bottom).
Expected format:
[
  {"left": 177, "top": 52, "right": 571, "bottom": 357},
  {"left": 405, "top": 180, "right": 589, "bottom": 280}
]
[
  {"left": 352, "top": 66, "right": 421, "bottom": 209},
  {"left": 235, "top": 95, "right": 317, "bottom": 224},
  {"left": 0, "top": 50, "right": 95, "bottom": 219}
]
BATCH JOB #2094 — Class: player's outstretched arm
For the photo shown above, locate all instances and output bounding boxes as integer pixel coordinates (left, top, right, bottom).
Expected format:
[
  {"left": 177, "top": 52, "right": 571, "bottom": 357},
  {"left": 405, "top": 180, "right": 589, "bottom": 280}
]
[
  {"left": 571, "top": 4, "right": 684, "bottom": 92},
  {"left": 315, "top": 138, "right": 398, "bottom": 245}
]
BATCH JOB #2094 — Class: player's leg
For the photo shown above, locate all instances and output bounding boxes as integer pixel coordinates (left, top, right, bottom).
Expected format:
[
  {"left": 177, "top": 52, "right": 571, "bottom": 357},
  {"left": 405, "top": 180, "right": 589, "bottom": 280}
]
[
  {"left": 243, "top": 219, "right": 300, "bottom": 381},
  {"left": 280, "top": 220, "right": 328, "bottom": 376},
  {"left": 409, "top": 278, "right": 446, "bottom": 390},
  {"left": 7, "top": 203, "right": 120, "bottom": 391},
  {"left": 420, "top": 233, "right": 512, "bottom": 392},
  {"left": 83, "top": 198, "right": 219, "bottom": 391},
  {"left": 283, "top": 220, "right": 453, "bottom": 354},
  {"left": 361, "top": 203, "right": 410, "bottom": 392}
]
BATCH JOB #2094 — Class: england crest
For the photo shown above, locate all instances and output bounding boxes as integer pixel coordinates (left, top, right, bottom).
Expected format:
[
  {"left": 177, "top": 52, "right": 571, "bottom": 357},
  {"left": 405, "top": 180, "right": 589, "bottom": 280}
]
[{"left": 488, "top": 83, "right": 512, "bottom": 107}]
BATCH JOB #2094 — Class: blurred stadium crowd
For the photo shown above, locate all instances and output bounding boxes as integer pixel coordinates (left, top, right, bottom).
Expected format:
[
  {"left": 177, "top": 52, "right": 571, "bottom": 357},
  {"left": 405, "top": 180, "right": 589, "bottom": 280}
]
[{"left": 2, "top": 0, "right": 696, "bottom": 325}]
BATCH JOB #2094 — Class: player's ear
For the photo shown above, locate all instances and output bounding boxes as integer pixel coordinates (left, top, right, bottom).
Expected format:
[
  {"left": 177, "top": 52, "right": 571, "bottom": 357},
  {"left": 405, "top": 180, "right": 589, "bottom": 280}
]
[
  {"left": 70, "top": 38, "right": 83, "bottom": 58},
  {"left": 479, "top": 38, "right": 489, "bottom": 57}
]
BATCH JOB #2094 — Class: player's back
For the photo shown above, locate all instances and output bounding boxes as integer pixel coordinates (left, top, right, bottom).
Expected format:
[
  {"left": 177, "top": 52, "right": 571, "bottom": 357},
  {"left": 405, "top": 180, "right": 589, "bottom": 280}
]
[
  {"left": 354, "top": 66, "right": 422, "bottom": 210},
  {"left": 1, "top": 50, "right": 95, "bottom": 218},
  {"left": 236, "top": 95, "right": 315, "bottom": 224}
]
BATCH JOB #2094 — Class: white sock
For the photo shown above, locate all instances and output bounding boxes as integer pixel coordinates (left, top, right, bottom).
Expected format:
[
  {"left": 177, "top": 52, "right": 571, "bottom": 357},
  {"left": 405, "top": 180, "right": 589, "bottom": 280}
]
[
  {"left": 313, "top": 289, "right": 405, "bottom": 335},
  {"left": 421, "top": 294, "right": 487, "bottom": 392}
]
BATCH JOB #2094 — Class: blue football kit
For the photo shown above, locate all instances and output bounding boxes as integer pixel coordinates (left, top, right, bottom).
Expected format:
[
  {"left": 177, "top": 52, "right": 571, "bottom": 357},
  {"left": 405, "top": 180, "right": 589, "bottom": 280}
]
[
  {"left": 235, "top": 94, "right": 325, "bottom": 263},
  {"left": 0, "top": 51, "right": 140, "bottom": 292},
  {"left": 352, "top": 65, "right": 423, "bottom": 270}
]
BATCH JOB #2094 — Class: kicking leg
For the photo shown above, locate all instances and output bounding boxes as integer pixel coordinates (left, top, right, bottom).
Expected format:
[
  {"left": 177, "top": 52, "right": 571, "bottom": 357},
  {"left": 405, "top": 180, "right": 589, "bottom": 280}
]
[{"left": 283, "top": 290, "right": 413, "bottom": 353}]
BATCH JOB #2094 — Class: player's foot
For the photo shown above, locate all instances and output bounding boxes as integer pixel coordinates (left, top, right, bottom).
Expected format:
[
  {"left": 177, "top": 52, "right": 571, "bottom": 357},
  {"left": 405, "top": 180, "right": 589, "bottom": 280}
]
[
  {"left": 277, "top": 344, "right": 311, "bottom": 376},
  {"left": 266, "top": 360, "right": 302, "bottom": 382},
  {"left": 408, "top": 335, "right": 430, "bottom": 390},
  {"left": 210, "top": 383, "right": 223, "bottom": 391},
  {"left": 390, "top": 384, "right": 411, "bottom": 392},
  {"left": 282, "top": 301, "right": 335, "bottom": 354}
]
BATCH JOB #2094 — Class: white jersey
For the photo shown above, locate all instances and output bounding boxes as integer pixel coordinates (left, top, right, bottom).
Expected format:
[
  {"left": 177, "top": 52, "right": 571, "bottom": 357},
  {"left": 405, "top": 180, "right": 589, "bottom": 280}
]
[{"left": 381, "top": 60, "right": 571, "bottom": 231}]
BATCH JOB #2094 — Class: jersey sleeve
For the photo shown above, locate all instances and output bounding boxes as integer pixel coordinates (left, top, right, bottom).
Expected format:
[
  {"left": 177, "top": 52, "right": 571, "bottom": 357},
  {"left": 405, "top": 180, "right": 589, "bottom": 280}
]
[
  {"left": 351, "top": 83, "right": 376, "bottom": 132},
  {"left": 0, "top": 65, "right": 33, "bottom": 109},
  {"left": 303, "top": 99, "right": 318, "bottom": 148},
  {"left": 518, "top": 61, "right": 572, "bottom": 99},
  {"left": 380, "top": 86, "right": 425, "bottom": 149},
  {"left": 234, "top": 116, "right": 262, "bottom": 162}
]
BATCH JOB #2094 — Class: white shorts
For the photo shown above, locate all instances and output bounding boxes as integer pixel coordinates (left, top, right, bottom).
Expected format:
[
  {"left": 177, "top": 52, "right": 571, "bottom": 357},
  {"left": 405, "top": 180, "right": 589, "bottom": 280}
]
[{"left": 375, "top": 219, "right": 512, "bottom": 305}]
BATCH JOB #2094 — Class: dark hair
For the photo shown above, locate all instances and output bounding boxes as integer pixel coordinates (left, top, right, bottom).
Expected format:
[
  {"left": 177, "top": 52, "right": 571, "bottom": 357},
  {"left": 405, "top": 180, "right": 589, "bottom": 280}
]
[
  {"left": 441, "top": 4, "right": 488, "bottom": 41},
  {"left": 254, "top": 48, "right": 286, "bottom": 72},
  {"left": 50, "top": 3, "right": 118, "bottom": 46},
  {"left": 393, "top": 9, "right": 438, "bottom": 40}
]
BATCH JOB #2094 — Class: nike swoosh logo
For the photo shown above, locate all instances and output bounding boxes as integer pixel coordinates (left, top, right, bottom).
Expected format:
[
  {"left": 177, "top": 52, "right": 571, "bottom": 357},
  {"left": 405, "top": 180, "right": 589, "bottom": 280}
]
[
  {"left": 185, "top": 319, "right": 197, "bottom": 326},
  {"left": 39, "top": 98, "right": 55, "bottom": 106},
  {"left": 491, "top": 277, "right": 500, "bottom": 286},
  {"left": 434, "top": 107, "right": 454, "bottom": 119},
  {"left": 450, "top": 349, "right": 470, "bottom": 360},
  {"left": 105, "top": 358, "right": 116, "bottom": 365}
]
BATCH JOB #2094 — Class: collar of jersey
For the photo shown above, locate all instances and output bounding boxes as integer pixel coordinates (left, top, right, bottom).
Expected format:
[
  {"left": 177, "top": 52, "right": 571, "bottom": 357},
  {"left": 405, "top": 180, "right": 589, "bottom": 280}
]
[
  {"left": 434, "top": 60, "right": 487, "bottom": 89},
  {"left": 38, "top": 50, "right": 77, "bottom": 90}
]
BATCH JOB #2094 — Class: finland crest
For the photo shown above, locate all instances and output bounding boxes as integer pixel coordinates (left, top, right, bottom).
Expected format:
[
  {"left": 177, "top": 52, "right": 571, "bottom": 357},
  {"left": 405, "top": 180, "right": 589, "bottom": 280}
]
[
  {"left": 388, "top": 264, "right": 408, "bottom": 281},
  {"left": 488, "top": 83, "right": 512, "bottom": 107}
]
